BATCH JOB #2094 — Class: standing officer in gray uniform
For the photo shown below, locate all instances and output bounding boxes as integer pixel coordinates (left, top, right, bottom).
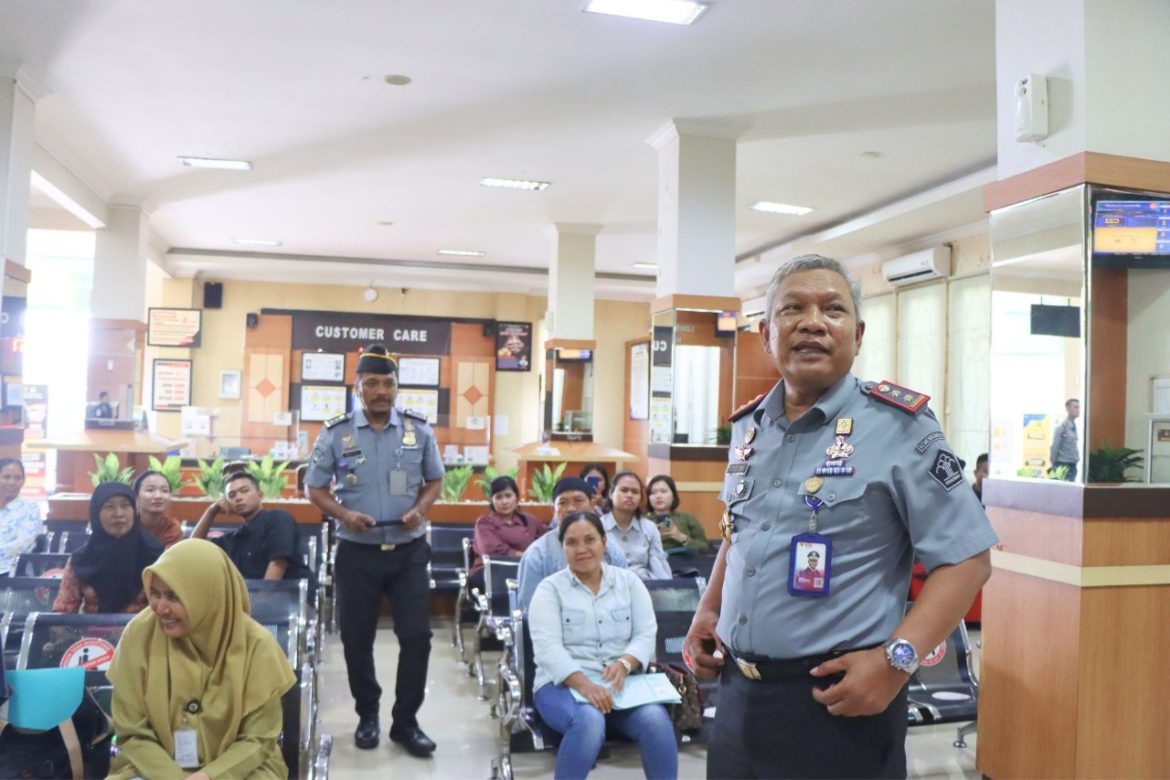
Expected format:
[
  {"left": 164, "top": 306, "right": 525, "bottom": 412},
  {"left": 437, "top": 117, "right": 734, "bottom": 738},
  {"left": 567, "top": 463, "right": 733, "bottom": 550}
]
[
  {"left": 684, "top": 255, "right": 998, "bottom": 779},
  {"left": 305, "top": 344, "right": 444, "bottom": 757}
]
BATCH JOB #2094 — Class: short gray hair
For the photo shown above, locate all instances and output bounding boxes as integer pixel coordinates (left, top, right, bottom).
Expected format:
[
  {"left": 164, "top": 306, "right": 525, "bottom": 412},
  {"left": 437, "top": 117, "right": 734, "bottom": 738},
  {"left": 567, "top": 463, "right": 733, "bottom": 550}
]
[{"left": 763, "top": 254, "right": 863, "bottom": 321}]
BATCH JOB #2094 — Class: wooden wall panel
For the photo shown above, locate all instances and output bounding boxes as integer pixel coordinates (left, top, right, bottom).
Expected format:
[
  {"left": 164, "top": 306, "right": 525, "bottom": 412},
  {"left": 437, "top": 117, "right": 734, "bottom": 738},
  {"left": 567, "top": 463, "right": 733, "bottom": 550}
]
[
  {"left": 1089, "top": 267, "right": 1127, "bottom": 451},
  {"left": 735, "top": 331, "right": 777, "bottom": 409},
  {"left": 1081, "top": 518, "right": 1170, "bottom": 566},
  {"left": 977, "top": 570, "right": 1081, "bottom": 779},
  {"left": 989, "top": 507, "right": 1084, "bottom": 567}
]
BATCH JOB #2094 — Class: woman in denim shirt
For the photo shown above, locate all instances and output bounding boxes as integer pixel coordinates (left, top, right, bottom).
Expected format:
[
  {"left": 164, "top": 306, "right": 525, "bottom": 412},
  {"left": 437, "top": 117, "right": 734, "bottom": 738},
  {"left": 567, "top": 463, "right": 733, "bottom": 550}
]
[{"left": 529, "top": 511, "right": 677, "bottom": 780}]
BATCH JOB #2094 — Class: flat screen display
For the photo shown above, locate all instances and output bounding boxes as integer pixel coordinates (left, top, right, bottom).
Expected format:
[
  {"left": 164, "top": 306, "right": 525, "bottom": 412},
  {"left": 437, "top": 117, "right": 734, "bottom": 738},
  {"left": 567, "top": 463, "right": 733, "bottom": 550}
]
[
  {"left": 1030, "top": 304, "right": 1081, "bottom": 338},
  {"left": 1093, "top": 200, "right": 1170, "bottom": 256}
]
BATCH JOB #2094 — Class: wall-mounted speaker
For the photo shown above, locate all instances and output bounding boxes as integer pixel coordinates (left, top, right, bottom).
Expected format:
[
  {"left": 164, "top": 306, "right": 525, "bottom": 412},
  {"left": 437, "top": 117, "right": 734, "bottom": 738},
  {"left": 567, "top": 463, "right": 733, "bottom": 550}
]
[
  {"left": 483, "top": 322, "right": 496, "bottom": 338},
  {"left": 203, "top": 281, "right": 224, "bottom": 309},
  {"left": 246, "top": 313, "right": 259, "bottom": 328}
]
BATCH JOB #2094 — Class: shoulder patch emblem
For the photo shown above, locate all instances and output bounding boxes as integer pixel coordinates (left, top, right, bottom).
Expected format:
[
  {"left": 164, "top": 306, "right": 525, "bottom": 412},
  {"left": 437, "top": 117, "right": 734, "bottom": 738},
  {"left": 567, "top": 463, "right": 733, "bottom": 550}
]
[
  {"left": 866, "top": 380, "right": 930, "bottom": 414},
  {"left": 402, "top": 408, "right": 428, "bottom": 423},
  {"left": 914, "top": 431, "right": 945, "bottom": 454},
  {"left": 729, "top": 393, "right": 766, "bottom": 423},
  {"left": 928, "top": 449, "right": 965, "bottom": 491},
  {"left": 323, "top": 412, "right": 353, "bottom": 429}
]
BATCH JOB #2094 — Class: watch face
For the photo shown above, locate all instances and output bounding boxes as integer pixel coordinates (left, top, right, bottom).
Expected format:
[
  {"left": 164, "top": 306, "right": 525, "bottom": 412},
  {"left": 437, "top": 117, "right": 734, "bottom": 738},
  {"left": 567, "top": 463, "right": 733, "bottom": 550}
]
[{"left": 891, "top": 642, "right": 917, "bottom": 667}]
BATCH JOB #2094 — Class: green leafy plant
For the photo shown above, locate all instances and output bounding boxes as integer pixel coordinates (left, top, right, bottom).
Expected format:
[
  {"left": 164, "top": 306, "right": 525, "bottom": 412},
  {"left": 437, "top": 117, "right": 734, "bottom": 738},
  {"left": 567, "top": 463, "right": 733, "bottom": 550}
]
[
  {"left": 194, "top": 456, "right": 226, "bottom": 499},
  {"left": 442, "top": 465, "right": 475, "bottom": 502},
  {"left": 528, "top": 462, "right": 567, "bottom": 503},
  {"left": 1087, "top": 444, "right": 1144, "bottom": 483},
  {"left": 147, "top": 455, "right": 186, "bottom": 493},
  {"left": 1046, "top": 464, "right": 1070, "bottom": 481},
  {"left": 90, "top": 452, "right": 134, "bottom": 487},
  {"left": 716, "top": 424, "right": 732, "bottom": 446},
  {"left": 246, "top": 455, "right": 292, "bottom": 499},
  {"left": 477, "top": 465, "right": 519, "bottom": 500},
  {"left": 1016, "top": 466, "right": 1038, "bottom": 478}
]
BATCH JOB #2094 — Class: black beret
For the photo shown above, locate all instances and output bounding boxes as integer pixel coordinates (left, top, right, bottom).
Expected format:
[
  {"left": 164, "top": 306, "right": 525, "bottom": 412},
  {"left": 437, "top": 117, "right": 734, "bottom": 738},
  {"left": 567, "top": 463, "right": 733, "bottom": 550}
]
[{"left": 356, "top": 344, "right": 398, "bottom": 375}]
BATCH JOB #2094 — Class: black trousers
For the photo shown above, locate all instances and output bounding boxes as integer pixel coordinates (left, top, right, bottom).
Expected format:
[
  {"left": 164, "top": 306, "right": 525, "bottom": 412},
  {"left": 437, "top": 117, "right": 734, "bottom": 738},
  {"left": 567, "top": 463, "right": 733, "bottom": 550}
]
[
  {"left": 335, "top": 538, "right": 433, "bottom": 726},
  {"left": 707, "top": 657, "right": 908, "bottom": 779}
]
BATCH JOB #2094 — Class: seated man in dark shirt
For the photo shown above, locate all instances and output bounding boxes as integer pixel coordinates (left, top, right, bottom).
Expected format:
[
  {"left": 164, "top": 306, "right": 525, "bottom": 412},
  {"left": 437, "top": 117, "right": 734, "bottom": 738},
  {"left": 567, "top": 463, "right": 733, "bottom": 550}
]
[{"left": 192, "top": 471, "right": 310, "bottom": 581}]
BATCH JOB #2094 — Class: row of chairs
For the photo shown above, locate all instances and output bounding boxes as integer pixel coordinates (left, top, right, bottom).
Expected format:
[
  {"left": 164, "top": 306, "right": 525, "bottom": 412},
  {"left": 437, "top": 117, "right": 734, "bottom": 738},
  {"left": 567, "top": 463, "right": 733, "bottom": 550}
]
[{"left": 0, "top": 575, "right": 331, "bottom": 780}]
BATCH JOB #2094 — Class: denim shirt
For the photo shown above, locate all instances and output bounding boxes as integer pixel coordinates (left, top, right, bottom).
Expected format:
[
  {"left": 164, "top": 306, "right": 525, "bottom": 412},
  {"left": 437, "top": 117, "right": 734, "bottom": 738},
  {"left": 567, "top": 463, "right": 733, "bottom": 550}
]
[
  {"left": 529, "top": 564, "right": 657, "bottom": 693},
  {"left": 517, "top": 529, "right": 628, "bottom": 611},
  {"left": 0, "top": 498, "right": 41, "bottom": 575}
]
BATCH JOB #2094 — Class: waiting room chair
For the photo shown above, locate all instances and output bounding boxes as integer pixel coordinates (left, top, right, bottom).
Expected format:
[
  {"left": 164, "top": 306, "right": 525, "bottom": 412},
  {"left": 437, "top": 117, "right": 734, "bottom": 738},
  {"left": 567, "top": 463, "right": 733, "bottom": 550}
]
[
  {"left": 471, "top": 555, "right": 520, "bottom": 701},
  {"left": 904, "top": 609, "right": 979, "bottom": 748},
  {"left": 13, "top": 552, "right": 70, "bottom": 578}
]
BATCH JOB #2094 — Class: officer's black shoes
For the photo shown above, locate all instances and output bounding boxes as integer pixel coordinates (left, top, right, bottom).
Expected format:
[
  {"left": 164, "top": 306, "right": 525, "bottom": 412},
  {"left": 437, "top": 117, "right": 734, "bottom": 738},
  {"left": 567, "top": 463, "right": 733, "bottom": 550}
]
[
  {"left": 389, "top": 725, "right": 437, "bottom": 757},
  {"left": 354, "top": 716, "right": 380, "bottom": 750}
]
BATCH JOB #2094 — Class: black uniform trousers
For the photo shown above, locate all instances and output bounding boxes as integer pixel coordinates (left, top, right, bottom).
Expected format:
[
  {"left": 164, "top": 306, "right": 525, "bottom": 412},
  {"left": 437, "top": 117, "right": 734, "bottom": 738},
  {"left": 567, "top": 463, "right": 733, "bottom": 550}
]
[
  {"left": 707, "top": 655, "right": 908, "bottom": 779},
  {"left": 335, "top": 537, "right": 432, "bottom": 727}
]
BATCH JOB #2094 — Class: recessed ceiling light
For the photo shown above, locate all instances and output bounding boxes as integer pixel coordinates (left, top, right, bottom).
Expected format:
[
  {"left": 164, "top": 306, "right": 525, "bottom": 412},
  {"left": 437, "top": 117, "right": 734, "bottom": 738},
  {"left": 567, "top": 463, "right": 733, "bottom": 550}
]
[
  {"left": 632, "top": 261, "right": 659, "bottom": 270},
  {"left": 583, "top": 0, "right": 708, "bottom": 25},
  {"left": 860, "top": 150, "right": 883, "bottom": 159},
  {"left": 383, "top": 75, "right": 412, "bottom": 86},
  {"left": 233, "top": 238, "right": 282, "bottom": 247},
  {"left": 179, "top": 156, "right": 252, "bottom": 171},
  {"left": 438, "top": 249, "right": 485, "bottom": 257},
  {"left": 480, "top": 177, "right": 551, "bottom": 191},
  {"left": 376, "top": 220, "right": 394, "bottom": 226},
  {"left": 750, "top": 201, "right": 814, "bottom": 216}
]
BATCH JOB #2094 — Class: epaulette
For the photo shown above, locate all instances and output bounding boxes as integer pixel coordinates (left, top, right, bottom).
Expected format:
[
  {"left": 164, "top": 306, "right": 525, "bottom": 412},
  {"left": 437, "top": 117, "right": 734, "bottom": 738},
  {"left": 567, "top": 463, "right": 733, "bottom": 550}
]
[
  {"left": 402, "top": 408, "right": 428, "bottom": 423},
  {"left": 323, "top": 412, "right": 353, "bottom": 429},
  {"left": 728, "top": 394, "right": 766, "bottom": 423},
  {"left": 864, "top": 380, "right": 929, "bottom": 415}
]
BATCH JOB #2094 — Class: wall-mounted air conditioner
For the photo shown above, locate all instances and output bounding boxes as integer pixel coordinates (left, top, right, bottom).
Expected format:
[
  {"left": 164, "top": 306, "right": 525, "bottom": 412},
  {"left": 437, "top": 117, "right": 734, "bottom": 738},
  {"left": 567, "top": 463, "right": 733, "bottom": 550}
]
[{"left": 881, "top": 246, "right": 951, "bottom": 287}]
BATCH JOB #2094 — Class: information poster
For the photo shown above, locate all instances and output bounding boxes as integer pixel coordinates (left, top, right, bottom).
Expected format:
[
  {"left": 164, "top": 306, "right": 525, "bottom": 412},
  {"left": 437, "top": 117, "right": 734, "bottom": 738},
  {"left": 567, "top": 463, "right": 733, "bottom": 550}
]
[
  {"left": 147, "top": 308, "right": 203, "bottom": 348},
  {"left": 153, "top": 360, "right": 193, "bottom": 411},
  {"left": 398, "top": 357, "right": 441, "bottom": 387},
  {"left": 302, "top": 352, "right": 345, "bottom": 382},
  {"left": 397, "top": 389, "right": 440, "bottom": 424},
  {"left": 496, "top": 322, "right": 532, "bottom": 371},
  {"left": 300, "top": 385, "right": 348, "bottom": 422},
  {"left": 629, "top": 342, "right": 649, "bottom": 420}
]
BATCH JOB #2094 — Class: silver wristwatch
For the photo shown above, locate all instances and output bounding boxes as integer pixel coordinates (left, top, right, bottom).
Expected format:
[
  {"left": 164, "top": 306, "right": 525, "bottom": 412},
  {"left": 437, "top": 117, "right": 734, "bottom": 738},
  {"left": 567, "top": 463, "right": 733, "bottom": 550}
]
[{"left": 882, "top": 637, "right": 920, "bottom": 675}]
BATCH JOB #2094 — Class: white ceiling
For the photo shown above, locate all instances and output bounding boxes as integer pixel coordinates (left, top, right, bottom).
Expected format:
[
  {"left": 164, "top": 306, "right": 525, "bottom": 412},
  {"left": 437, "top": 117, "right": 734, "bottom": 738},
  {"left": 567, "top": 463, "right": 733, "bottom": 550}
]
[{"left": 3, "top": 0, "right": 999, "bottom": 299}]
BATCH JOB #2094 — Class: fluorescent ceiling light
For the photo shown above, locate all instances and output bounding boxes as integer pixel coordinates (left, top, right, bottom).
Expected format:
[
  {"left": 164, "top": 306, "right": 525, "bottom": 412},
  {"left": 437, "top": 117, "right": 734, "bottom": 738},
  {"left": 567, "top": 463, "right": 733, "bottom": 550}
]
[
  {"left": 632, "top": 262, "right": 659, "bottom": 270},
  {"left": 179, "top": 156, "right": 253, "bottom": 171},
  {"left": 750, "top": 201, "right": 814, "bottom": 216},
  {"left": 583, "top": 0, "right": 708, "bottom": 25},
  {"left": 233, "top": 238, "right": 282, "bottom": 247},
  {"left": 480, "top": 177, "right": 551, "bottom": 191},
  {"left": 438, "top": 249, "right": 485, "bottom": 257}
]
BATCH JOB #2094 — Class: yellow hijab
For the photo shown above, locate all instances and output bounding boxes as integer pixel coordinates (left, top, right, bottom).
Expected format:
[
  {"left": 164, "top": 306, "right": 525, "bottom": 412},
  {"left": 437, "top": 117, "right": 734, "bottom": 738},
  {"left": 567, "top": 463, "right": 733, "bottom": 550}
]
[{"left": 108, "top": 539, "right": 296, "bottom": 765}]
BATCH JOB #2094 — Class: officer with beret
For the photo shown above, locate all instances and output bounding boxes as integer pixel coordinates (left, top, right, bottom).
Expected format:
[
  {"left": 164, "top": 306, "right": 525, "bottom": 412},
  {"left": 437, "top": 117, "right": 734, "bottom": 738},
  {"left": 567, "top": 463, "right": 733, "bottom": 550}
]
[
  {"left": 684, "top": 255, "right": 998, "bottom": 779},
  {"left": 305, "top": 344, "right": 444, "bottom": 756}
]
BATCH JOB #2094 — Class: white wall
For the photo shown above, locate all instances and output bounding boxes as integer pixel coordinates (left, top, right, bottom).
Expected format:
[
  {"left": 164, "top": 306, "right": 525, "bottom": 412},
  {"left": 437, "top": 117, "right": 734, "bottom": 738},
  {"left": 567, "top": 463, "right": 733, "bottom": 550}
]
[{"left": 1125, "top": 269, "right": 1170, "bottom": 457}]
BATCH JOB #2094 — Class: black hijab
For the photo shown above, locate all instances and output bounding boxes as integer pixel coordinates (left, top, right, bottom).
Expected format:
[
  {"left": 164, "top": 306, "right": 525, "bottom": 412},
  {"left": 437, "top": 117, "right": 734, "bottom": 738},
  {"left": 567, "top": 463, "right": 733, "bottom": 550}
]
[{"left": 71, "top": 482, "right": 164, "bottom": 612}]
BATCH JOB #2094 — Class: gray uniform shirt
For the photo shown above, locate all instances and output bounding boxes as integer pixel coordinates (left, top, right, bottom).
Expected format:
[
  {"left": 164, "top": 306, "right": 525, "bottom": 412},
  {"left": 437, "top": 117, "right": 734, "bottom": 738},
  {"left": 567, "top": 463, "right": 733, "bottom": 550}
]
[
  {"left": 717, "top": 374, "right": 998, "bottom": 659},
  {"left": 305, "top": 406, "right": 445, "bottom": 545},
  {"left": 1050, "top": 417, "right": 1079, "bottom": 464},
  {"left": 600, "top": 512, "right": 672, "bottom": 581}
]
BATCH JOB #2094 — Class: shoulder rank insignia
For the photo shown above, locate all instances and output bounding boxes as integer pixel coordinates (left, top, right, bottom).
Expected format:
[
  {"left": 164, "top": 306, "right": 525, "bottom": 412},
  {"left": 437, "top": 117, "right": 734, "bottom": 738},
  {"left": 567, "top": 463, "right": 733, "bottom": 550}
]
[
  {"left": 324, "top": 412, "right": 353, "bottom": 429},
  {"left": 402, "top": 408, "right": 428, "bottom": 423},
  {"left": 728, "top": 393, "right": 766, "bottom": 423},
  {"left": 866, "top": 380, "right": 930, "bottom": 414}
]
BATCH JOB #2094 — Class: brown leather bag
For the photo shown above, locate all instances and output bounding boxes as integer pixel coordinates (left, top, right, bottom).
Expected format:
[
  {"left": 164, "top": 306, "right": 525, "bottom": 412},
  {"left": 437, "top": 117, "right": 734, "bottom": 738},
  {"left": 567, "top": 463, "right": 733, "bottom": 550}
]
[{"left": 649, "top": 662, "right": 704, "bottom": 736}]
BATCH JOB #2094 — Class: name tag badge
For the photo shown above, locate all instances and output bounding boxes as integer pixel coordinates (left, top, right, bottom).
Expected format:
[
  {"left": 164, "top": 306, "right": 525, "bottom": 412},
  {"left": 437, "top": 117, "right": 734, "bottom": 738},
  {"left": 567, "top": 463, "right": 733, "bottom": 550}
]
[
  {"left": 174, "top": 728, "right": 200, "bottom": 769},
  {"left": 787, "top": 532, "right": 832, "bottom": 598},
  {"left": 389, "top": 469, "right": 408, "bottom": 496}
]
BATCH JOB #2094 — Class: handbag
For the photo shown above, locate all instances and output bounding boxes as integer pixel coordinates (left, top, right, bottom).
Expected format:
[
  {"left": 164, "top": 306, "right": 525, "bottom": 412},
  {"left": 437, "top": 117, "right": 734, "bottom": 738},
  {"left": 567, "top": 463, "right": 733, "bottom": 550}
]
[
  {"left": 649, "top": 661, "right": 704, "bottom": 736},
  {"left": 0, "top": 668, "right": 112, "bottom": 780}
]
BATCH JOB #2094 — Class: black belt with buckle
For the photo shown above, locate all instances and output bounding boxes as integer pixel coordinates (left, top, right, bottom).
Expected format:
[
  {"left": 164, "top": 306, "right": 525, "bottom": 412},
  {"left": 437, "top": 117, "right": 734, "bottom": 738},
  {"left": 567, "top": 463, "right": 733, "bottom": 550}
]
[{"left": 731, "top": 644, "right": 881, "bottom": 682}]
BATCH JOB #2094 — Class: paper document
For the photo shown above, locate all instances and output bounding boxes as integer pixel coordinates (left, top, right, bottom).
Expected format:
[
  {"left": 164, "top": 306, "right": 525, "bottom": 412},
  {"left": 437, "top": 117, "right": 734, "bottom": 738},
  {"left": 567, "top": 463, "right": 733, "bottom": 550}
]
[{"left": 570, "top": 673, "right": 682, "bottom": 709}]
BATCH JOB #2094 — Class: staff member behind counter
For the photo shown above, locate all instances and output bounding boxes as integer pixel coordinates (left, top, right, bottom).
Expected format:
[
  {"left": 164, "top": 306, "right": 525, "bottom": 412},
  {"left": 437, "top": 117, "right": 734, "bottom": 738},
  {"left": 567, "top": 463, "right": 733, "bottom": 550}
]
[
  {"left": 305, "top": 344, "right": 444, "bottom": 758},
  {"left": 684, "top": 255, "right": 997, "bottom": 780}
]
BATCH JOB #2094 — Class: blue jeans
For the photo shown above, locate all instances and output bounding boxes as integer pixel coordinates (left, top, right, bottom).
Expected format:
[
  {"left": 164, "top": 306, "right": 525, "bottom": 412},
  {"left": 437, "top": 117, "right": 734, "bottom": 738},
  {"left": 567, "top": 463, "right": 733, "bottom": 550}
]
[{"left": 535, "top": 683, "right": 678, "bottom": 780}]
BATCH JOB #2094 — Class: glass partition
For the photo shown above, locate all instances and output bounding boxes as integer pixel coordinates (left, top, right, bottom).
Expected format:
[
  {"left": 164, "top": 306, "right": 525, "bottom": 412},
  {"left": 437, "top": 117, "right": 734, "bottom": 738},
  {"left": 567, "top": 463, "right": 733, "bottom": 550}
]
[
  {"left": 544, "top": 347, "right": 594, "bottom": 441},
  {"left": 648, "top": 308, "right": 736, "bottom": 447},
  {"left": 989, "top": 185, "right": 1087, "bottom": 483}
]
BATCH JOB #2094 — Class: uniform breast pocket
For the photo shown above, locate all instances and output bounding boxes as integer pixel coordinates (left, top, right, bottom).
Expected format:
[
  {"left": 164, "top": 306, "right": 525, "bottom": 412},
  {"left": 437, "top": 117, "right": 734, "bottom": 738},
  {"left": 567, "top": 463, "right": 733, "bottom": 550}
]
[
  {"left": 561, "top": 608, "right": 587, "bottom": 643},
  {"left": 815, "top": 480, "right": 869, "bottom": 516},
  {"left": 602, "top": 606, "right": 632, "bottom": 643}
]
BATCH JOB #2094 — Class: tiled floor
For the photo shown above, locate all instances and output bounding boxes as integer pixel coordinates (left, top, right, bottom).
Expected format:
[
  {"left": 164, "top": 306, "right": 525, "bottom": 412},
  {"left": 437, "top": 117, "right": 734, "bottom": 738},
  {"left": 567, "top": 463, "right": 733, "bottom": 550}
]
[{"left": 318, "top": 619, "right": 982, "bottom": 779}]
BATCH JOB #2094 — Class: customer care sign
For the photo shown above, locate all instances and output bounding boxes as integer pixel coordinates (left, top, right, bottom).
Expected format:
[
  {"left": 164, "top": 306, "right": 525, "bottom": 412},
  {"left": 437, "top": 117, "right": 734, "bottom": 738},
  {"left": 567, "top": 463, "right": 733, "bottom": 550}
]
[{"left": 287, "top": 311, "right": 452, "bottom": 354}]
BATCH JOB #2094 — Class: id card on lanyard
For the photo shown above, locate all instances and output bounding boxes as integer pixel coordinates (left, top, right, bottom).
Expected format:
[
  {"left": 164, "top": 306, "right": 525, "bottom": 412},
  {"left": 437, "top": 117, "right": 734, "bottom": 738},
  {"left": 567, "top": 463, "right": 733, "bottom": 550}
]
[{"left": 174, "top": 716, "right": 200, "bottom": 769}]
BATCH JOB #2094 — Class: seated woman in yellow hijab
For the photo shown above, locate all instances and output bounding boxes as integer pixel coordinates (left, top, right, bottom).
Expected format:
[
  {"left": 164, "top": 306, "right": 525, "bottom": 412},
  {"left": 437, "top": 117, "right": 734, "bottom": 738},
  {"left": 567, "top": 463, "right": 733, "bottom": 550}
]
[{"left": 107, "top": 539, "right": 296, "bottom": 779}]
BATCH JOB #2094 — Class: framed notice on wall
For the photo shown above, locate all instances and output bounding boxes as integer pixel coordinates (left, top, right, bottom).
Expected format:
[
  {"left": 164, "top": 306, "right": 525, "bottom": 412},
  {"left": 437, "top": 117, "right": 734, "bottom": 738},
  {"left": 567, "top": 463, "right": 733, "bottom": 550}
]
[
  {"left": 397, "top": 388, "right": 440, "bottom": 424},
  {"left": 496, "top": 322, "right": 532, "bottom": 372},
  {"left": 153, "top": 359, "right": 193, "bottom": 411},
  {"left": 398, "top": 357, "right": 440, "bottom": 387},
  {"left": 147, "top": 308, "right": 203, "bottom": 348},
  {"left": 300, "top": 385, "right": 349, "bottom": 422},
  {"left": 302, "top": 351, "right": 345, "bottom": 382},
  {"left": 629, "top": 342, "right": 649, "bottom": 420}
]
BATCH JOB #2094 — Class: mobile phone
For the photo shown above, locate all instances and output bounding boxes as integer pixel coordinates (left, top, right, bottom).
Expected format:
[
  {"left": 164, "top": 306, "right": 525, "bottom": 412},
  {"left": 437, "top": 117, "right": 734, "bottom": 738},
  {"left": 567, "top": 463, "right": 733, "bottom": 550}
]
[{"left": 586, "top": 475, "right": 601, "bottom": 491}]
